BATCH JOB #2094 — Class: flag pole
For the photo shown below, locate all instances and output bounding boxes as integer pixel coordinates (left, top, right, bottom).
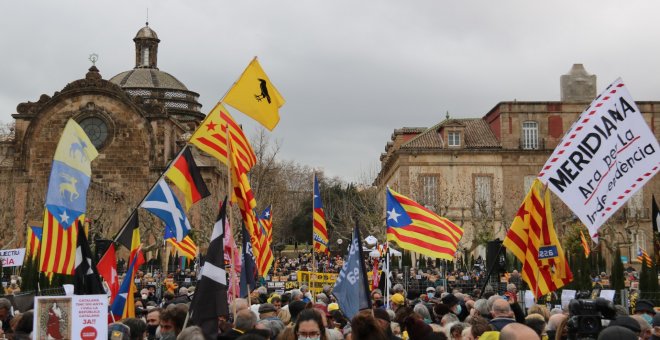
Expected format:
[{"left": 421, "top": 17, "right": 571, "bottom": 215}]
[{"left": 312, "top": 173, "right": 317, "bottom": 300}]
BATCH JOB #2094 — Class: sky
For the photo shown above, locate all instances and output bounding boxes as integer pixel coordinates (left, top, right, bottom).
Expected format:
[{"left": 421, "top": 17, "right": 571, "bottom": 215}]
[{"left": 2, "top": 1, "right": 660, "bottom": 183}]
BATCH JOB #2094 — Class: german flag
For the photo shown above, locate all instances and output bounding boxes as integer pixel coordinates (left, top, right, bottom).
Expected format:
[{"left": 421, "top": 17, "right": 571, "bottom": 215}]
[
  {"left": 386, "top": 187, "right": 463, "bottom": 261},
  {"left": 39, "top": 211, "right": 84, "bottom": 275},
  {"left": 166, "top": 146, "right": 211, "bottom": 210},
  {"left": 190, "top": 103, "right": 257, "bottom": 172}
]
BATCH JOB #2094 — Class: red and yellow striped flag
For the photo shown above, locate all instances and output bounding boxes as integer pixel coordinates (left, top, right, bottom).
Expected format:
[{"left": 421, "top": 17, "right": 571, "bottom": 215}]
[
  {"left": 637, "top": 247, "right": 653, "bottom": 268},
  {"left": 190, "top": 103, "right": 257, "bottom": 172},
  {"left": 503, "top": 179, "right": 573, "bottom": 298},
  {"left": 313, "top": 175, "right": 329, "bottom": 254},
  {"left": 26, "top": 225, "right": 42, "bottom": 260},
  {"left": 39, "top": 211, "right": 84, "bottom": 275},
  {"left": 167, "top": 235, "right": 197, "bottom": 260},
  {"left": 255, "top": 206, "right": 274, "bottom": 276},
  {"left": 385, "top": 187, "right": 463, "bottom": 261},
  {"left": 580, "top": 230, "right": 591, "bottom": 258}
]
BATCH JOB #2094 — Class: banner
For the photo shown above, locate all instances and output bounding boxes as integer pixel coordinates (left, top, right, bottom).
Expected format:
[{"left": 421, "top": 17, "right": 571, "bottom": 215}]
[
  {"left": 538, "top": 78, "right": 660, "bottom": 239},
  {"left": 33, "top": 295, "right": 107, "bottom": 340},
  {"left": 0, "top": 248, "right": 25, "bottom": 267}
]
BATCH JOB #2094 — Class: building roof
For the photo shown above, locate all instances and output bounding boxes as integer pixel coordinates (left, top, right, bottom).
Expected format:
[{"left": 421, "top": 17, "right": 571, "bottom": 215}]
[
  {"left": 109, "top": 69, "right": 189, "bottom": 91},
  {"left": 401, "top": 118, "right": 500, "bottom": 149},
  {"left": 134, "top": 24, "right": 159, "bottom": 40}
]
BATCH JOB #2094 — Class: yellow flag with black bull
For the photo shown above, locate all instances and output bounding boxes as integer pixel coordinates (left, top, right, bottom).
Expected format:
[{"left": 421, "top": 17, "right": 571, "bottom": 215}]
[{"left": 224, "top": 57, "right": 285, "bottom": 131}]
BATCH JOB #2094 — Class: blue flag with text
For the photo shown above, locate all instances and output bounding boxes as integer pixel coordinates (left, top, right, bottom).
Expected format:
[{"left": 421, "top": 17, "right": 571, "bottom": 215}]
[{"left": 332, "top": 225, "right": 371, "bottom": 318}]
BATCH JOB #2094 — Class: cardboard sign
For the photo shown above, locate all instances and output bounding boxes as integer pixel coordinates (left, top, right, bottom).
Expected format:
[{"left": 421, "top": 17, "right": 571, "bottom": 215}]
[
  {"left": 538, "top": 78, "right": 660, "bottom": 239},
  {"left": 0, "top": 248, "right": 25, "bottom": 267},
  {"left": 33, "top": 295, "right": 107, "bottom": 340},
  {"left": 561, "top": 289, "right": 576, "bottom": 309}
]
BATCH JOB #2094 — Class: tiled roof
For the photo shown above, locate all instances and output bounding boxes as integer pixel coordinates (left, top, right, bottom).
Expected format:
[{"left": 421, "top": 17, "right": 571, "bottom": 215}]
[{"left": 401, "top": 118, "right": 500, "bottom": 149}]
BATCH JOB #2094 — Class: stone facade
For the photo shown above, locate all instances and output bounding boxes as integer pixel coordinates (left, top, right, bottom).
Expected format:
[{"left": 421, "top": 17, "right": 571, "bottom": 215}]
[
  {"left": 374, "top": 65, "right": 660, "bottom": 266},
  {"left": 0, "top": 26, "right": 226, "bottom": 254}
]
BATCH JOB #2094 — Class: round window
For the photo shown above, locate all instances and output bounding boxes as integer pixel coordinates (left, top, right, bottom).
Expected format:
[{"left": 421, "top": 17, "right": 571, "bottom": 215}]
[{"left": 79, "top": 117, "right": 109, "bottom": 149}]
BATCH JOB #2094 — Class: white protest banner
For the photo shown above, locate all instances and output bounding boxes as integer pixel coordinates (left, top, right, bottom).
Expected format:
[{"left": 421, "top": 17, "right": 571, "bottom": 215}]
[
  {"left": 561, "top": 289, "right": 576, "bottom": 309},
  {"left": 0, "top": 248, "right": 25, "bottom": 267},
  {"left": 538, "top": 78, "right": 660, "bottom": 239},
  {"left": 33, "top": 295, "right": 108, "bottom": 340}
]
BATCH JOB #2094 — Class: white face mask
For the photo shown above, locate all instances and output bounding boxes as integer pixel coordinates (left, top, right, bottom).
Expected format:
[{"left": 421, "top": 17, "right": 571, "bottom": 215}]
[{"left": 298, "top": 337, "right": 320, "bottom": 340}]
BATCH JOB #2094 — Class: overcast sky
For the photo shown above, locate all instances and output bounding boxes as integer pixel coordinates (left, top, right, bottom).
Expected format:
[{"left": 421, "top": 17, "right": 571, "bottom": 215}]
[{"left": 2, "top": 1, "right": 660, "bottom": 183}]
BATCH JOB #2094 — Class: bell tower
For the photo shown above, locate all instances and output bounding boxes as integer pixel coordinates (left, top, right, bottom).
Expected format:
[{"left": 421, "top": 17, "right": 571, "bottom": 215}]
[{"left": 133, "top": 22, "right": 160, "bottom": 69}]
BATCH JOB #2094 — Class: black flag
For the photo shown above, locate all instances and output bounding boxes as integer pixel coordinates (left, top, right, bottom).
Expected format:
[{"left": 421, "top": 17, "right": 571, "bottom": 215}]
[
  {"left": 74, "top": 220, "right": 105, "bottom": 295},
  {"left": 190, "top": 197, "right": 229, "bottom": 339}
]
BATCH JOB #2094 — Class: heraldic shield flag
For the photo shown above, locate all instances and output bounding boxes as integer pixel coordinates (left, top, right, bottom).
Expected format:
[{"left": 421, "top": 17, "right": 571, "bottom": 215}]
[{"left": 45, "top": 119, "right": 98, "bottom": 229}]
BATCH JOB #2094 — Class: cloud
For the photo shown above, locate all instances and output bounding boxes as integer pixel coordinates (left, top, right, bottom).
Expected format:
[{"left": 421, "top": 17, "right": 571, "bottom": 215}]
[{"left": 2, "top": 0, "right": 660, "bottom": 182}]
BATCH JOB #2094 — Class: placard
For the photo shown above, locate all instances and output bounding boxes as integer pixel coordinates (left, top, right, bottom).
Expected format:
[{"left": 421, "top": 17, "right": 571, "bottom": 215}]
[
  {"left": 600, "top": 290, "right": 616, "bottom": 302},
  {"left": 34, "top": 295, "right": 107, "bottom": 340},
  {"left": 561, "top": 289, "right": 576, "bottom": 309},
  {"left": 0, "top": 248, "right": 25, "bottom": 267},
  {"left": 538, "top": 78, "right": 660, "bottom": 239},
  {"left": 524, "top": 290, "right": 535, "bottom": 308}
]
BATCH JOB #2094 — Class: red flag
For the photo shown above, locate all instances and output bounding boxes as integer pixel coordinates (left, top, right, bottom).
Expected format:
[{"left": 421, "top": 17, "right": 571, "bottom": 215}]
[{"left": 97, "top": 244, "right": 119, "bottom": 303}]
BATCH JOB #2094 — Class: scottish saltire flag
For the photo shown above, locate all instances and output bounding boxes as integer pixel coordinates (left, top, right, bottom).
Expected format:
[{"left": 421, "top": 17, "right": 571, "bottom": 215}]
[
  {"left": 313, "top": 175, "right": 329, "bottom": 253},
  {"left": 45, "top": 119, "right": 98, "bottom": 229},
  {"left": 333, "top": 225, "right": 371, "bottom": 318},
  {"left": 141, "top": 179, "right": 191, "bottom": 242}
]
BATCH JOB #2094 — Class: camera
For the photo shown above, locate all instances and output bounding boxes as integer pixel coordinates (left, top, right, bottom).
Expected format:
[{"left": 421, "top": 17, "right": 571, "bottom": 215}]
[{"left": 566, "top": 298, "right": 616, "bottom": 340}]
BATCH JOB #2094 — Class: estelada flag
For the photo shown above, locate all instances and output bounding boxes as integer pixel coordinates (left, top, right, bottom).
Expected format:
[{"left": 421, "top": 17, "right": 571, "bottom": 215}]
[
  {"left": 165, "top": 226, "right": 197, "bottom": 260},
  {"left": 166, "top": 146, "right": 210, "bottom": 210},
  {"left": 385, "top": 187, "right": 463, "bottom": 261},
  {"left": 189, "top": 104, "right": 257, "bottom": 172},
  {"left": 39, "top": 210, "right": 84, "bottom": 275},
  {"left": 503, "top": 179, "right": 572, "bottom": 298},
  {"left": 224, "top": 57, "right": 285, "bottom": 131}
]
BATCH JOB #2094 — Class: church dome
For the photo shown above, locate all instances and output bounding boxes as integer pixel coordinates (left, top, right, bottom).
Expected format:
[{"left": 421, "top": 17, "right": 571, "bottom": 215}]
[
  {"left": 135, "top": 25, "right": 159, "bottom": 40},
  {"left": 109, "top": 24, "right": 203, "bottom": 121}
]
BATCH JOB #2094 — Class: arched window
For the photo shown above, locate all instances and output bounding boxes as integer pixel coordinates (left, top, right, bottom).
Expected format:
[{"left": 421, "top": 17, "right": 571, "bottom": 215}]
[{"left": 522, "top": 121, "right": 539, "bottom": 149}]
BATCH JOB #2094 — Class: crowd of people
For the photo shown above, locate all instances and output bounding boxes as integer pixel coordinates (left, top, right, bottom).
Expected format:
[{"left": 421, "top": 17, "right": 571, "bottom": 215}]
[{"left": 83, "top": 279, "right": 658, "bottom": 340}]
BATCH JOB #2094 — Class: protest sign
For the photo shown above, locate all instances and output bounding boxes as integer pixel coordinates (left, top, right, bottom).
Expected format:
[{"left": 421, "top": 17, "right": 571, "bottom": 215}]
[
  {"left": 538, "top": 78, "right": 660, "bottom": 239},
  {"left": 34, "top": 295, "right": 107, "bottom": 340},
  {"left": 561, "top": 289, "right": 576, "bottom": 309},
  {"left": 0, "top": 248, "right": 25, "bottom": 267}
]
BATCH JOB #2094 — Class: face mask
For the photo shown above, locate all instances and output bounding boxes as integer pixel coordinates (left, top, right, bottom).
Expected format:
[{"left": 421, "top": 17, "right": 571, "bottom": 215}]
[
  {"left": 147, "top": 325, "right": 158, "bottom": 336},
  {"left": 142, "top": 294, "right": 148, "bottom": 300},
  {"left": 641, "top": 313, "right": 653, "bottom": 325},
  {"left": 427, "top": 293, "right": 434, "bottom": 299},
  {"left": 298, "top": 337, "right": 320, "bottom": 340},
  {"left": 453, "top": 305, "right": 462, "bottom": 315},
  {"left": 160, "top": 331, "right": 176, "bottom": 340}
]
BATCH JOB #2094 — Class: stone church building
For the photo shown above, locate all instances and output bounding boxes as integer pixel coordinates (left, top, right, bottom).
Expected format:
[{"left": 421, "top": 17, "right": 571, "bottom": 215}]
[
  {"left": 0, "top": 25, "right": 226, "bottom": 254},
  {"left": 374, "top": 64, "right": 660, "bottom": 268}
]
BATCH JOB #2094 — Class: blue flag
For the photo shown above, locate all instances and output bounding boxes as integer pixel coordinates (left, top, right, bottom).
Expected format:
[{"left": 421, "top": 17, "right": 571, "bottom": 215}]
[
  {"left": 240, "top": 223, "right": 256, "bottom": 297},
  {"left": 141, "top": 179, "right": 191, "bottom": 242},
  {"left": 45, "top": 119, "right": 98, "bottom": 229},
  {"left": 333, "top": 225, "right": 371, "bottom": 318},
  {"left": 30, "top": 226, "right": 43, "bottom": 241}
]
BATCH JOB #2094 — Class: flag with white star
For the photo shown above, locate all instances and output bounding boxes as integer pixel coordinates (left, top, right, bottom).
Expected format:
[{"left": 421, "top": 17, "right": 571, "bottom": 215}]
[
  {"left": 385, "top": 187, "right": 463, "bottom": 261},
  {"left": 44, "top": 119, "right": 98, "bottom": 229}
]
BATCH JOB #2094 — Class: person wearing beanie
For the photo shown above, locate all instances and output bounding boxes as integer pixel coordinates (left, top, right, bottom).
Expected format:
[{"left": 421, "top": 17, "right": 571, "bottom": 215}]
[
  {"left": 391, "top": 293, "right": 406, "bottom": 312},
  {"left": 373, "top": 308, "right": 401, "bottom": 340},
  {"left": 597, "top": 325, "right": 637, "bottom": 340},
  {"left": 635, "top": 299, "right": 657, "bottom": 326}
]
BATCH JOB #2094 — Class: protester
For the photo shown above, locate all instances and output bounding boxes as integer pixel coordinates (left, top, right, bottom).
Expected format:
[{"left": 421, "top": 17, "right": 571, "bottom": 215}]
[
  {"left": 219, "top": 309, "right": 258, "bottom": 340},
  {"left": 488, "top": 299, "right": 516, "bottom": 331},
  {"left": 0, "top": 298, "right": 13, "bottom": 336},
  {"left": 159, "top": 304, "right": 188, "bottom": 339},
  {"left": 146, "top": 307, "right": 162, "bottom": 340},
  {"left": 294, "top": 309, "right": 327, "bottom": 340},
  {"left": 176, "top": 325, "right": 206, "bottom": 340},
  {"left": 121, "top": 317, "right": 147, "bottom": 340},
  {"left": 500, "top": 323, "right": 540, "bottom": 340},
  {"left": 350, "top": 310, "right": 389, "bottom": 340}
]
